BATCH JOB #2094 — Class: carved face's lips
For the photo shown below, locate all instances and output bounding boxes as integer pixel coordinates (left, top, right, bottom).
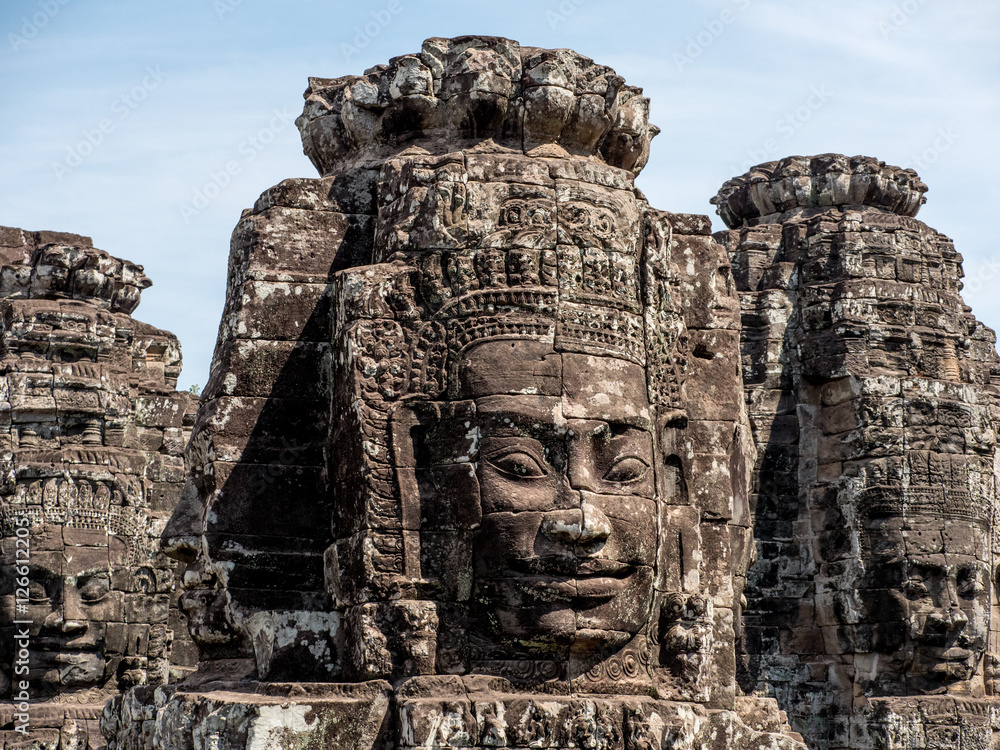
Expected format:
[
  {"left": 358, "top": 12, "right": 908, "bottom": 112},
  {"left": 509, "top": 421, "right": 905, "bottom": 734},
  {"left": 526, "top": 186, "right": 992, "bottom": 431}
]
[
  {"left": 33, "top": 635, "right": 102, "bottom": 652},
  {"left": 913, "top": 645, "right": 981, "bottom": 683},
  {"left": 574, "top": 574, "right": 630, "bottom": 601},
  {"left": 510, "top": 560, "right": 636, "bottom": 603},
  {"left": 31, "top": 641, "right": 104, "bottom": 667},
  {"left": 29, "top": 648, "right": 107, "bottom": 687},
  {"left": 33, "top": 646, "right": 99, "bottom": 657},
  {"left": 920, "top": 646, "right": 975, "bottom": 663},
  {"left": 940, "top": 647, "right": 974, "bottom": 662},
  {"left": 510, "top": 557, "right": 632, "bottom": 577},
  {"left": 514, "top": 575, "right": 630, "bottom": 604},
  {"left": 36, "top": 650, "right": 103, "bottom": 664},
  {"left": 913, "top": 629, "right": 987, "bottom": 650}
]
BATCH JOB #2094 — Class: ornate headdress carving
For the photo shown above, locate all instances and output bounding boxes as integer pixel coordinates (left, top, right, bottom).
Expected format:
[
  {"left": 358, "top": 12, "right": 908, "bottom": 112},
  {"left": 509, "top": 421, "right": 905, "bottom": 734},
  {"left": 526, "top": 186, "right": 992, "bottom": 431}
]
[
  {"left": 1, "top": 477, "right": 148, "bottom": 563},
  {"left": 334, "top": 203, "right": 683, "bottom": 410},
  {"left": 297, "top": 35, "right": 660, "bottom": 177},
  {"left": 858, "top": 484, "right": 992, "bottom": 527},
  {"left": 711, "top": 154, "right": 928, "bottom": 229}
]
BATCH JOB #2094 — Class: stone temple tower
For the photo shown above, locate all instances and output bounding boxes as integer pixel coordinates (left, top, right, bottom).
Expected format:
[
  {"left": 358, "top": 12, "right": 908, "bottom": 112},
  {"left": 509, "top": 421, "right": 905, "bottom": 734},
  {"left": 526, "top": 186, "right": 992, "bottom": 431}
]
[
  {"left": 87, "top": 34, "right": 1000, "bottom": 750},
  {"left": 715, "top": 155, "right": 1000, "bottom": 749},
  {"left": 106, "top": 36, "right": 805, "bottom": 749},
  {"left": 0, "top": 226, "right": 196, "bottom": 748}
]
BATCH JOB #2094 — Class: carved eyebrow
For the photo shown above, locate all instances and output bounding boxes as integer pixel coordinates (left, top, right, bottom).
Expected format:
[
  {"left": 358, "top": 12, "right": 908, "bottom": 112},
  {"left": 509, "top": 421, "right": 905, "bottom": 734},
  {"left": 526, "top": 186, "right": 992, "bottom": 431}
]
[
  {"left": 570, "top": 421, "right": 650, "bottom": 440},
  {"left": 560, "top": 404, "right": 653, "bottom": 429},
  {"left": 957, "top": 564, "right": 989, "bottom": 577},
  {"left": 605, "top": 420, "right": 654, "bottom": 436},
  {"left": 478, "top": 397, "right": 653, "bottom": 431},
  {"left": 482, "top": 435, "right": 547, "bottom": 451},
  {"left": 21, "top": 564, "right": 62, "bottom": 579},
  {"left": 909, "top": 562, "right": 947, "bottom": 577},
  {"left": 72, "top": 568, "right": 111, "bottom": 579},
  {"left": 477, "top": 409, "right": 565, "bottom": 434},
  {"left": 590, "top": 415, "right": 653, "bottom": 432},
  {"left": 55, "top": 567, "right": 112, "bottom": 581}
]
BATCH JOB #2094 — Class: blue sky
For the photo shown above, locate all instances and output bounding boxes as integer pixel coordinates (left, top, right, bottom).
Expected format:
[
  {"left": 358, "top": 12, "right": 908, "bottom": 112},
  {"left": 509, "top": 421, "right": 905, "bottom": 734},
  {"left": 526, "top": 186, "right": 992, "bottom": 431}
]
[{"left": 1, "top": 0, "right": 997, "bottom": 390}]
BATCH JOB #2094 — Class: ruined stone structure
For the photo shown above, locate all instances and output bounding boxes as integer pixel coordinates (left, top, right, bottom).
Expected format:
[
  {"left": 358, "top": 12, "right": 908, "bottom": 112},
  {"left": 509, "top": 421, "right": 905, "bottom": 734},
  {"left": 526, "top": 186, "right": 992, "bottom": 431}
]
[
  {"left": 715, "top": 156, "right": 1000, "bottom": 749},
  {"left": 103, "top": 37, "right": 805, "bottom": 749},
  {"left": 0, "top": 34, "right": 981, "bottom": 750},
  {"left": 0, "top": 227, "right": 197, "bottom": 748}
]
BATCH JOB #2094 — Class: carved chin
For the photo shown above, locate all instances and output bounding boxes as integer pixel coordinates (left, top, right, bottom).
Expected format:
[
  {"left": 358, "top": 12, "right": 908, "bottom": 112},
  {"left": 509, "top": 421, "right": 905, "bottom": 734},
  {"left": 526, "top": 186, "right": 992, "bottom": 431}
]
[
  {"left": 37, "top": 652, "right": 106, "bottom": 686},
  {"left": 904, "top": 643, "right": 985, "bottom": 691}
]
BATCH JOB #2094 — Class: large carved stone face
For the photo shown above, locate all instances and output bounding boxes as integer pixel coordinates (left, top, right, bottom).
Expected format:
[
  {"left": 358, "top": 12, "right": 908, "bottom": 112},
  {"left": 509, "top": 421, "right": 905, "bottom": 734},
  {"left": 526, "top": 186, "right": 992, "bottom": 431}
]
[
  {"left": 322, "top": 142, "right": 687, "bottom": 682},
  {"left": 0, "top": 525, "right": 124, "bottom": 693},
  {"left": 435, "top": 340, "right": 658, "bottom": 656},
  {"left": 861, "top": 516, "right": 990, "bottom": 694}
]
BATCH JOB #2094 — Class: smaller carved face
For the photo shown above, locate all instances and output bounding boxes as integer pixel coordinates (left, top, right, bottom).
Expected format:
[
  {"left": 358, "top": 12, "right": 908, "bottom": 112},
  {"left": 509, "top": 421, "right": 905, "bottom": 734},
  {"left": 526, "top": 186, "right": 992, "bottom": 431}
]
[
  {"left": 555, "top": 180, "right": 640, "bottom": 256},
  {"left": 471, "top": 181, "right": 556, "bottom": 251},
  {"left": 1, "top": 526, "right": 124, "bottom": 692},
  {"left": 861, "top": 517, "right": 990, "bottom": 693}
]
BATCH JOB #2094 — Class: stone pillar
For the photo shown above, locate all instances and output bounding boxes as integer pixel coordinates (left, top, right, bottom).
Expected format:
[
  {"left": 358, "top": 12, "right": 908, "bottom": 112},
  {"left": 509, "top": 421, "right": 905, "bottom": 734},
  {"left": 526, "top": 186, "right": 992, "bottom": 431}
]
[{"left": 715, "top": 155, "right": 1000, "bottom": 749}]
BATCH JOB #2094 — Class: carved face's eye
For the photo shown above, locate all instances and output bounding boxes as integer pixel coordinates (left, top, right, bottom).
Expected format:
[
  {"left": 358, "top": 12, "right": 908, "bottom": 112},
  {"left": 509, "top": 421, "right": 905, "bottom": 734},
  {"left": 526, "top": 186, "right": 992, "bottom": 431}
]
[
  {"left": 958, "top": 568, "right": 986, "bottom": 599},
  {"left": 903, "top": 579, "right": 929, "bottom": 600},
  {"left": 604, "top": 456, "right": 649, "bottom": 483},
  {"left": 503, "top": 204, "right": 524, "bottom": 225},
  {"left": 487, "top": 449, "right": 547, "bottom": 479},
  {"left": 78, "top": 575, "right": 110, "bottom": 603},
  {"left": 28, "top": 580, "right": 50, "bottom": 604},
  {"left": 591, "top": 211, "right": 615, "bottom": 238}
]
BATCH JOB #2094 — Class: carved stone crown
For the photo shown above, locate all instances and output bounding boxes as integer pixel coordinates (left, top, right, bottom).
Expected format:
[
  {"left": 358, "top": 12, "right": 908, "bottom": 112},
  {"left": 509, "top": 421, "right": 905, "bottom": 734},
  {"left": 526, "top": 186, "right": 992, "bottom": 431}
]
[
  {"left": 0, "top": 240, "right": 151, "bottom": 315},
  {"left": 858, "top": 484, "right": 992, "bottom": 527},
  {"left": 1, "top": 478, "right": 147, "bottom": 562},
  {"left": 297, "top": 36, "right": 659, "bottom": 177},
  {"left": 338, "top": 207, "right": 683, "bottom": 409},
  {"left": 711, "top": 154, "right": 928, "bottom": 229}
]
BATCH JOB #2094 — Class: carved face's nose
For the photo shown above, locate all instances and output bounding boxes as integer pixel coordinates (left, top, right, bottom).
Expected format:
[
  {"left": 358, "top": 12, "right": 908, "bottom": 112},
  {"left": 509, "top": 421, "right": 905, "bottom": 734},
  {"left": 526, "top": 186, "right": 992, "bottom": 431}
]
[
  {"left": 62, "top": 586, "right": 90, "bottom": 633},
  {"left": 161, "top": 480, "right": 203, "bottom": 564},
  {"left": 926, "top": 603, "right": 969, "bottom": 632},
  {"left": 42, "top": 585, "right": 88, "bottom": 636},
  {"left": 933, "top": 606, "right": 969, "bottom": 632},
  {"left": 540, "top": 503, "right": 612, "bottom": 546},
  {"left": 947, "top": 608, "right": 970, "bottom": 630}
]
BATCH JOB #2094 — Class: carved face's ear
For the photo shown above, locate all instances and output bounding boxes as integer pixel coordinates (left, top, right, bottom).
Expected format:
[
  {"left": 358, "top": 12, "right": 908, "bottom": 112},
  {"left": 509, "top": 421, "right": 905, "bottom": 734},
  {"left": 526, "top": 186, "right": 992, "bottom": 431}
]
[
  {"left": 389, "top": 399, "right": 481, "bottom": 594},
  {"left": 657, "top": 410, "right": 688, "bottom": 453},
  {"left": 131, "top": 565, "right": 156, "bottom": 594},
  {"left": 389, "top": 400, "right": 440, "bottom": 581},
  {"left": 161, "top": 479, "right": 203, "bottom": 564},
  {"left": 641, "top": 209, "right": 673, "bottom": 310}
]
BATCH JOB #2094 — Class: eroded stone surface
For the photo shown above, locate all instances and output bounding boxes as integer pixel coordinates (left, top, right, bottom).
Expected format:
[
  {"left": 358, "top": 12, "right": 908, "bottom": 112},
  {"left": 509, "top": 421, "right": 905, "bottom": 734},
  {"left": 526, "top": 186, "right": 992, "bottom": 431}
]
[
  {"left": 0, "top": 227, "right": 197, "bottom": 748},
  {"left": 103, "top": 678, "right": 807, "bottom": 750}
]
